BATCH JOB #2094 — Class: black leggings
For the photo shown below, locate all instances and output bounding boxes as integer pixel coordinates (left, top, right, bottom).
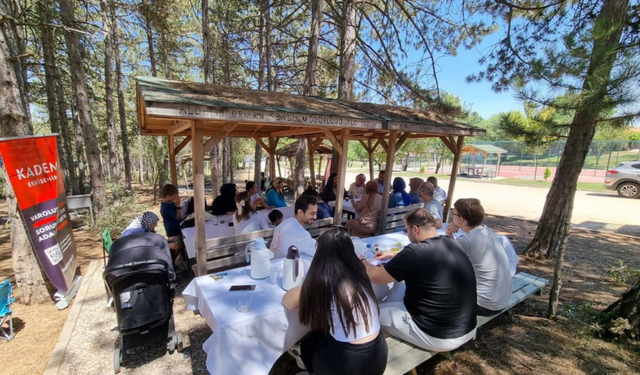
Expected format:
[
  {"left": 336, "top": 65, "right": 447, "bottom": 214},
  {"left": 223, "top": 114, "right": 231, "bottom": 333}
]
[{"left": 301, "top": 331, "right": 388, "bottom": 375}]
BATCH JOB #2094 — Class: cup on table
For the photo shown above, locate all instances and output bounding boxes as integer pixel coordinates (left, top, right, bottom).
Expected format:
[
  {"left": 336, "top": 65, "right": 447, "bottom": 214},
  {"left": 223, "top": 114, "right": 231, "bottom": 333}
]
[
  {"left": 219, "top": 216, "right": 226, "bottom": 224},
  {"left": 237, "top": 296, "right": 252, "bottom": 313}
]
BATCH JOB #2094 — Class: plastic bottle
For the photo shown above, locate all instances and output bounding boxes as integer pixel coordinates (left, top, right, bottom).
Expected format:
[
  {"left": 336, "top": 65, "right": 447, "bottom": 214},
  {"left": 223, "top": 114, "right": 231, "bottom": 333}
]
[
  {"left": 374, "top": 243, "right": 380, "bottom": 252},
  {"left": 364, "top": 244, "right": 374, "bottom": 260}
]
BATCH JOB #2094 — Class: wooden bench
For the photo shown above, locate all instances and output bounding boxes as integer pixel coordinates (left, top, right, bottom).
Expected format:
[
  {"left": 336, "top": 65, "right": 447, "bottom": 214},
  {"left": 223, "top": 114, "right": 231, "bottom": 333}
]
[
  {"left": 383, "top": 272, "right": 549, "bottom": 375},
  {"left": 194, "top": 218, "right": 334, "bottom": 274},
  {"left": 382, "top": 203, "right": 424, "bottom": 234}
]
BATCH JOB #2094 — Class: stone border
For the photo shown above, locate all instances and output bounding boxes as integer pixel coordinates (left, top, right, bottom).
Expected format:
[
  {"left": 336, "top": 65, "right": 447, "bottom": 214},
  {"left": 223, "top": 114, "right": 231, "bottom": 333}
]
[{"left": 42, "top": 260, "right": 100, "bottom": 375}]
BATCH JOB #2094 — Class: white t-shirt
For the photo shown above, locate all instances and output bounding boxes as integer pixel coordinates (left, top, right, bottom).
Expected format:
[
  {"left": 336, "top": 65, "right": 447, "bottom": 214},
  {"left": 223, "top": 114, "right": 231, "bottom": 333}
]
[
  {"left": 330, "top": 293, "right": 380, "bottom": 342},
  {"left": 270, "top": 217, "right": 316, "bottom": 258},
  {"left": 433, "top": 187, "right": 447, "bottom": 204},
  {"left": 233, "top": 212, "right": 270, "bottom": 235},
  {"left": 423, "top": 199, "right": 443, "bottom": 221},
  {"left": 348, "top": 182, "right": 365, "bottom": 198},
  {"left": 250, "top": 193, "right": 262, "bottom": 205},
  {"left": 456, "top": 225, "right": 512, "bottom": 311}
]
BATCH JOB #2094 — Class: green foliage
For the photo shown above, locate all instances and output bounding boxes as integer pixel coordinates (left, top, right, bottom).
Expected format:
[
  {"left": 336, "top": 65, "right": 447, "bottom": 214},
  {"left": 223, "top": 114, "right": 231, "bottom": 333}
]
[
  {"left": 544, "top": 167, "right": 551, "bottom": 181},
  {"left": 420, "top": 166, "right": 425, "bottom": 174},
  {"left": 629, "top": 131, "right": 640, "bottom": 141},
  {"left": 96, "top": 192, "right": 146, "bottom": 237},
  {"left": 606, "top": 262, "right": 640, "bottom": 286}
]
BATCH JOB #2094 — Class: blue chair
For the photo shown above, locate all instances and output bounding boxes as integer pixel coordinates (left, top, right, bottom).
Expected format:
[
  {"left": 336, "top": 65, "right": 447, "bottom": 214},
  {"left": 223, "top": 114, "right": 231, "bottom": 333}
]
[{"left": 0, "top": 279, "right": 15, "bottom": 341}]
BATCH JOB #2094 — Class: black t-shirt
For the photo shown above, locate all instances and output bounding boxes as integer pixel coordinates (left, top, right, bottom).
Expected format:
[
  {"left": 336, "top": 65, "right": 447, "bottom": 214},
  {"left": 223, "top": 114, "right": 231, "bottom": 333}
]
[{"left": 384, "top": 236, "right": 477, "bottom": 339}]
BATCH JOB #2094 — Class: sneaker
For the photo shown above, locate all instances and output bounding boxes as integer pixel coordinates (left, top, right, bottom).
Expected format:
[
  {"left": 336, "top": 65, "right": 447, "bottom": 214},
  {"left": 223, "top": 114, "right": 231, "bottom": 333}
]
[{"left": 287, "top": 344, "right": 306, "bottom": 370}]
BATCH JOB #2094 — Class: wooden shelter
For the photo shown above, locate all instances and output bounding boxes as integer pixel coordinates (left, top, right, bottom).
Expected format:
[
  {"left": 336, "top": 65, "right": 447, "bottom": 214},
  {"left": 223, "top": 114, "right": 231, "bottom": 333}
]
[
  {"left": 461, "top": 144, "right": 508, "bottom": 177},
  {"left": 136, "top": 76, "right": 486, "bottom": 275},
  {"left": 274, "top": 142, "right": 333, "bottom": 188}
]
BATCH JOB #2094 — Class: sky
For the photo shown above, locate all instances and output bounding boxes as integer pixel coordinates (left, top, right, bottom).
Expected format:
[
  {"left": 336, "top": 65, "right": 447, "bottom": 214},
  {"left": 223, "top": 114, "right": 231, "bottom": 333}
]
[{"left": 432, "top": 34, "right": 523, "bottom": 120}]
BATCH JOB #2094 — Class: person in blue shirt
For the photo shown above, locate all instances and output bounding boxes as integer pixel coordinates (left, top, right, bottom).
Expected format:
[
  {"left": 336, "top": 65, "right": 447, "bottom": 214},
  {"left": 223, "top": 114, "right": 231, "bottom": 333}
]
[
  {"left": 265, "top": 178, "right": 287, "bottom": 207},
  {"left": 302, "top": 187, "right": 332, "bottom": 219},
  {"left": 160, "top": 184, "right": 185, "bottom": 272},
  {"left": 388, "top": 177, "right": 413, "bottom": 208},
  {"left": 121, "top": 211, "right": 159, "bottom": 238}
]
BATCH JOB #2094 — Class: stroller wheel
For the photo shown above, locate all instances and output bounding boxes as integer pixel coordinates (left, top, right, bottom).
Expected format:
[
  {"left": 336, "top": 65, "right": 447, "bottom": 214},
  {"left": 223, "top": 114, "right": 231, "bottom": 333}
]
[
  {"left": 113, "top": 348, "right": 121, "bottom": 374},
  {"left": 176, "top": 331, "right": 184, "bottom": 352}
]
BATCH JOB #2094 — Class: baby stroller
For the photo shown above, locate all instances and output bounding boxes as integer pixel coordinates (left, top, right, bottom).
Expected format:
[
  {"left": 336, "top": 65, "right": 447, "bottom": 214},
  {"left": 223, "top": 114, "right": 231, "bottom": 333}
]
[{"left": 103, "top": 232, "right": 183, "bottom": 373}]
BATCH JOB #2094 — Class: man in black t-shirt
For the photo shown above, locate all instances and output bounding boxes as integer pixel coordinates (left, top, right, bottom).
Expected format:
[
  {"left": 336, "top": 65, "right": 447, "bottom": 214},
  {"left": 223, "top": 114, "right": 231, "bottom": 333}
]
[{"left": 361, "top": 208, "right": 477, "bottom": 352}]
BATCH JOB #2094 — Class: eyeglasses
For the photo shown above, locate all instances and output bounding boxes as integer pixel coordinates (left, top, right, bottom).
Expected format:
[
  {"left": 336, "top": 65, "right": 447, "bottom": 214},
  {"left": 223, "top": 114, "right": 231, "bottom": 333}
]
[{"left": 451, "top": 212, "right": 460, "bottom": 217}]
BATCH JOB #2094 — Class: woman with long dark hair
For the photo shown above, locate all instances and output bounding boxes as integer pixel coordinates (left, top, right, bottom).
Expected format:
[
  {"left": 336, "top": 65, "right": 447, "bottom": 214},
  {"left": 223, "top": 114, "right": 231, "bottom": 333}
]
[
  {"left": 345, "top": 181, "right": 383, "bottom": 238},
  {"left": 320, "top": 172, "right": 339, "bottom": 202},
  {"left": 282, "top": 228, "right": 387, "bottom": 375},
  {"left": 232, "top": 192, "right": 270, "bottom": 234}
]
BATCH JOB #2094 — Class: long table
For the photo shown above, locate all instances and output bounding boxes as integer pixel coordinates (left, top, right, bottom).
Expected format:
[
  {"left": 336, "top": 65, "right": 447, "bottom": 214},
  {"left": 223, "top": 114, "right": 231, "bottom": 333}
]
[
  {"left": 181, "top": 206, "right": 294, "bottom": 259},
  {"left": 182, "top": 230, "right": 519, "bottom": 374}
]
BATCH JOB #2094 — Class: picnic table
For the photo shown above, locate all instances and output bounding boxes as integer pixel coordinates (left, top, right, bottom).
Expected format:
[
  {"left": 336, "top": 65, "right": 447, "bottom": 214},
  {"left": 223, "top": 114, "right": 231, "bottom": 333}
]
[
  {"left": 328, "top": 198, "right": 360, "bottom": 219},
  {"left": 466, "top": 166, "right": 483, "bottom": 177},
  {"left": 181, "top": 206, "right": 295, "bottom": 259}
]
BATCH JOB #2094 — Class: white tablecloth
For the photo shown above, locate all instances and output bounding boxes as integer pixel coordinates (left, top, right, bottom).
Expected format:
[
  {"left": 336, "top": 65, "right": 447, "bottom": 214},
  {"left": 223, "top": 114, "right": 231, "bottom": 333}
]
[
  {"left": 328, "top": 199, "right": 360, "bottom": 218},
  {"left": 182, "top": 206, "right": 295, "bottom": 259},
  {"left": 182, "top": 255, "right": 312, "bottom": 375}
]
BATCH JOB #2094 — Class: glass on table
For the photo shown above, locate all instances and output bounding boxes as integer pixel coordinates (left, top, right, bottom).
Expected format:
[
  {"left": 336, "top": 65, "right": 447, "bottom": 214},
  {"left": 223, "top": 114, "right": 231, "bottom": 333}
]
[{"left": 237, "top": 296, "right": 252, "bottom": 313}]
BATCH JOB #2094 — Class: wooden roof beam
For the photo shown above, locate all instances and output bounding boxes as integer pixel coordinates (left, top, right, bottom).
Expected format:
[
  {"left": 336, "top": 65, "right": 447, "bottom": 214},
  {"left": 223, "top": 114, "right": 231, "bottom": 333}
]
[
  {"left": 169, "top": 120, "right": 193, "bottom": 135},
  {"left": 322, "top": 128, "right": 342, "bottom": 156},
  {"left": 174, "top": 136, "right": 192, "bottom": 154},
  {"left": 203, "top": 123, "right": 237, "bottom": 153},
  {"left": 270, "top": 127, "right": 323, "bottom": 137}
]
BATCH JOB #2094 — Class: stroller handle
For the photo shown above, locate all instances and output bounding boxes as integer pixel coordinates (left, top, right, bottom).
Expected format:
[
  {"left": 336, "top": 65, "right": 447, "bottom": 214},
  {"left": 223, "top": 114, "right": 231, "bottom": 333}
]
[{"left": 106, "top": 259, "right": 170, "bottom": 273}]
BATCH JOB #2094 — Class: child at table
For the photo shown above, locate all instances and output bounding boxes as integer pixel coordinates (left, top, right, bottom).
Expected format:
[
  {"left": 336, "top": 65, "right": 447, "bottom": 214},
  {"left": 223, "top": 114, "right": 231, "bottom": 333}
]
[
  {"left": 267, "top": 209, "right": 283, "bottom": 228},
  {"left": 233, "top": 192, "right": 270, "bottom": 234},
  {"left": 160, "top": 184, "right": 185, "bottom": 273},
  {"left": 282, "top": 228, "right": 388, "bottom": 375}
]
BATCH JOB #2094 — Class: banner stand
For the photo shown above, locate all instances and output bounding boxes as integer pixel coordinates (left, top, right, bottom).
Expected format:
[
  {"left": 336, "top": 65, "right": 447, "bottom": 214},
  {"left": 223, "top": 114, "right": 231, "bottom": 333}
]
[{"left": 54, "top": 275, "right": 83, "bottom": 310}]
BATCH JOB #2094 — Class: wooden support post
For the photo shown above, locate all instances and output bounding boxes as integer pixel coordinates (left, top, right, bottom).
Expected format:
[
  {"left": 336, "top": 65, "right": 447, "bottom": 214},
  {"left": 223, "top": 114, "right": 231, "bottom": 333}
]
[
  {"left": 377, "top": 131, "right": 397, "bottom": 234},
  {"left": 193, "top": 121, "right": 207, "bottom": 276},
  {"left": 368, "top": 139, "right": 375, "bottom": 181},
  {"left": 333, "top": 129, "right": 350, "bottom": 225},
  {"left": 307, "top": 137, "right": 316, "bottom": 189},
  {"left": 168, "top": 134, "right": 178, "bottom": 186},
  {"left": 268, "top": 137, "right": 278, "bottom": 181},
  {"left": 444, "top": 136, "right": 464, "bottom": 222}
]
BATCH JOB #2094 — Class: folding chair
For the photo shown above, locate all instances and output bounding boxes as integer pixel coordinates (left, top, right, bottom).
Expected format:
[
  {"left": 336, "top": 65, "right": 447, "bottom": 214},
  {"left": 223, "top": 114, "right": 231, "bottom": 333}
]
[
  {"left": 0, "top": 279, "right": 15, "bottom": 341},
  {"left": 102, "top": 228, "right": 113, "bottom": 267}
]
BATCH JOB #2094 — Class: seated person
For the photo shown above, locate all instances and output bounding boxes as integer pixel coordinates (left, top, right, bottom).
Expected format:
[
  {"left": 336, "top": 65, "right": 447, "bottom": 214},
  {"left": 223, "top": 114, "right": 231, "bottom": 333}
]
[
  {"left": 121, "top": 211, "right": 159, "bottom": 238},
  {"left": 301, "top": 187, "right": 332, "bottom": 220},
  {"left": 418, "top": 181, "right": 443, "bottom": 229},
  {"left": 233, "top": 192, "right": 270, "bottom": 234},
  {"left": 446, "top": 198, "right": 512, "bottom": 316},
  {"left": 270, "top": 195, "right": 317, "bottom": 258},
  {"left": 375, "top": 170, "right": 386, "bottom": 194},
  {"left": 246, "top": 180, "right": 273, "bottom": 210},
  {"left": 388, "top": 177, "right": 413, "bottom": 208},
  {"left": 321, "top": 172, "right": 342, "bottom": 202},
  {"left": 427, "top": 176, "right": 447, "bottom": 205},
  {"left": 361, "top": 208, "right": 477, "bottom": 352},
  {"left": 265, "top": 178, "right": 287, "bottom": 207},
  {"left": 345, "top": 181, "right": 383, "bottom": 238},
  {"left": 211, "top": 183, "right": 237, "bottom": 215},
  {"left": 348, "top": 173, "right": 367, "bottom": 199},
  {"left": 160, "top": 184, "right": 185, "bottom": 272},
  {"left": 283, "top": 228, "right": 388, "bottom": 375},
  {"left": 268, "top": 209, "right": 283, "bottom": 228},
  {"left": 408, "top": 177, "right": 424, "bottom": 204}
]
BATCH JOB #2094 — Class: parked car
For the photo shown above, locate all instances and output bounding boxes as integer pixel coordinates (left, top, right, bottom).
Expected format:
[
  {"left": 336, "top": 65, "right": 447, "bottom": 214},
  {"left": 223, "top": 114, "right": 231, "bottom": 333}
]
[{"left": 604, "top": 161, "right": 640, "bottom": 198}]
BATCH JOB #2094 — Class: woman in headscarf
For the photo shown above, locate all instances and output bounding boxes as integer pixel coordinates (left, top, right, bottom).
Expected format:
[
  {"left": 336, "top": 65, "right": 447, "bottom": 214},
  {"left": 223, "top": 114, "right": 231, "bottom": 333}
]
[
  {"left": 345, "top": 181, "right": 383, "bottom": 238},
  {"left": 265, "top": 178, "right": 287, "bottom": 207},
  {"left": 121, "top": 211, "right": 159, "bottom": 238},
  {"left": 408, "top": 177, "right": 424, "bottom": 204},
  {"left": 388, "top": 177, "right": 413, "bottom": 208}
]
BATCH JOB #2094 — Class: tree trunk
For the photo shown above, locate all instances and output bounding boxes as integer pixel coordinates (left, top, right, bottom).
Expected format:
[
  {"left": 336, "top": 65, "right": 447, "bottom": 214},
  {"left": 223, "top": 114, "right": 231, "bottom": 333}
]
[
  {"left": 38, "top": 0, "right": 71, "bottom": 191},
  {"left": 0, "top": 2, "right": 52, "bottom": 303},
  {"left": 228, "top": 138, "right": 235, "bottom": 183},
  {"left": 253, "top": 141, "right": 262, "bottom": 185},
  {"left": 111, "top": 3, "right": 132, "bottom": 191},
  {"left": 138, "top": 133, "right": 144, "bottom": 183},
  {"left": 599, "top": 278, "right": 640, "bottom": 339},
  {"left": 210, "top": 145, "right": 221, "bottom": 198},
  {"left": 202, "top": 0, "right": 212, "bottom": 84},
  {"left": 303, "top": 0, "right": 324, "bottom": 96},
  {"left": 525, "top": 0, "right": 628, "bottom": 260},
  {"left": 101, "top": 0, "right": 121, "bottom": 197},
  {"left": 141, "top": 0, "right": 157, "bottom": 76},
  {"left": 71, "top": 105, "right": 86, "bottom": 194},
  {"left": 222, "top": 139, "right": 229, "bottom": 184},
  {"left": 294, "top": 139, "right": 307, "bottom": 198},
  {"left": 338, "top": 0, "right": 358, "bottom": 101},
  {"left": 60, "top": 0, "right": 107, "bottom": 213}
]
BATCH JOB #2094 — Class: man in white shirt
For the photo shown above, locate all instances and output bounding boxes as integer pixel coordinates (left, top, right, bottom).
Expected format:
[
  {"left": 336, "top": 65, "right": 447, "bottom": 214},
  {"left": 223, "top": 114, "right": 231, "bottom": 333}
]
[
  {"left": 270, "top": 195, "right": 318, "bottom": 258},
  {"left": 427, "top": 176, "right": 447, "bottom": 205},
  {"left": 246, "top": 181, "right": 273, "bottom": 209},
  {"left": 348, "top": 173, "right": 366, "bottom": 198},
  {"left": 445, "top": 198, "right": 512, "bottom": 316},
  {"left": 418, "top": 182, "right": 443, "bottom": 229},
  {"left": 375, "top": 170, "right": 386, "bottom": 194}
]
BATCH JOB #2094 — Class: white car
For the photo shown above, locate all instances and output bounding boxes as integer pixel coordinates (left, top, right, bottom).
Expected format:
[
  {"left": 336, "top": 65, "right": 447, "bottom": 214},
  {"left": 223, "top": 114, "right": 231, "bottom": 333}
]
[{"left": 604, "top": 161, "right": 640, "bottom": 198}]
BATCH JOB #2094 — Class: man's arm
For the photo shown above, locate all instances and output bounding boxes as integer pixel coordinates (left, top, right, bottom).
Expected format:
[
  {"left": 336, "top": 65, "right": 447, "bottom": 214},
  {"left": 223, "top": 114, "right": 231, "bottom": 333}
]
[{"left": 361, "top": 252, "right": 397, "bottom": 284}]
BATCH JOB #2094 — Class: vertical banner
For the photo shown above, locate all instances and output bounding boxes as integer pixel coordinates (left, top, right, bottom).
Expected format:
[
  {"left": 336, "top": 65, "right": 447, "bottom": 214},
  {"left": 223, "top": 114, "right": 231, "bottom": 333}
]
[{"left": 0, "top": 135, "right": 77, "bottom": 294}]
